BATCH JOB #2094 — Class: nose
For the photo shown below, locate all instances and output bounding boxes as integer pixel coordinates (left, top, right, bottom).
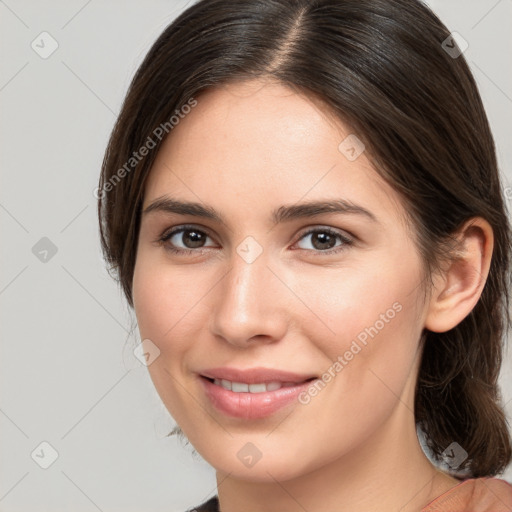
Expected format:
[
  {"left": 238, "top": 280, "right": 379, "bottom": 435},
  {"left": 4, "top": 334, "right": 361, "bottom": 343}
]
[{"left": 209, "top": 249, "right": 289, "bottom": 348}]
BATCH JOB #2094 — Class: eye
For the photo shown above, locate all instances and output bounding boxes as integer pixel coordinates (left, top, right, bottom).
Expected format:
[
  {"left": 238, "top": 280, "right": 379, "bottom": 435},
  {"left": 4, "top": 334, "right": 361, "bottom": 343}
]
[
  {"left": 294, "top": 227, "right": 353, "bottom": 254},
  {"left": 156, "top": 225, "right": 354, "bottom": 256},
  {"left": 157, "top": 225, "right": 216, "bottom": 254}
]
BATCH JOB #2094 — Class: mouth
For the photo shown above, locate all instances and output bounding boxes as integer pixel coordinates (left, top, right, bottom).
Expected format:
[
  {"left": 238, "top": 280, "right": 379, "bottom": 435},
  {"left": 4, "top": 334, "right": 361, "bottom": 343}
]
[{"left": 198, "top": 369, "right": 318, "bottom": 419}]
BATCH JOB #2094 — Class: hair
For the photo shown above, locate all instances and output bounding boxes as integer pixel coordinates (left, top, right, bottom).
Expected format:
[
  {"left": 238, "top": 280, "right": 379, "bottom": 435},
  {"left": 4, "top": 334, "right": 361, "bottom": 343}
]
[{"left": 97, "top": 0, "right": 512, "bottom": 478}]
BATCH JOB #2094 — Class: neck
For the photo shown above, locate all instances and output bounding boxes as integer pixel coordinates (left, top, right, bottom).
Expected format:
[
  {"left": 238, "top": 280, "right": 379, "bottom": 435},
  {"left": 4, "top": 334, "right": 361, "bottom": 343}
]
[{"left": 216, "top": 393, "right": 459, "bottom": 512}]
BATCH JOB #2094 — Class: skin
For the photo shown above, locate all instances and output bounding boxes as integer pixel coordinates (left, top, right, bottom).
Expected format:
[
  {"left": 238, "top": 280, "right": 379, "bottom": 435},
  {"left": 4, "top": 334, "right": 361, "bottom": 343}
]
[{"left": 132, "top": 78, "right": 493, "bottom": 512}]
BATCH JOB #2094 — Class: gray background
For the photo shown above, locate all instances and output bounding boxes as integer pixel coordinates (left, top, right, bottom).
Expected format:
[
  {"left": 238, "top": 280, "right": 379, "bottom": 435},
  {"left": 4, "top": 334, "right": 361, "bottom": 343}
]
[{"left": 1, "top": 1, "right": 511, "bottom": 511}]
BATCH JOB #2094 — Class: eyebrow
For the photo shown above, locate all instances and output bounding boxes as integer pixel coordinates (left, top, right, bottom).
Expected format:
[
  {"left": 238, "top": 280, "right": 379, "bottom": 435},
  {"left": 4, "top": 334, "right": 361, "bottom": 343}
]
[{"left": 142, "top": 196, "right": 378, "bottom": 225}]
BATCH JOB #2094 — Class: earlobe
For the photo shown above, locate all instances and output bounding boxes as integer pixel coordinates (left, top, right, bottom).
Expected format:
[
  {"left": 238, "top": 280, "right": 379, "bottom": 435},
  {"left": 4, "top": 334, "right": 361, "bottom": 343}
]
[{"left": 424, "top": 218, "right": 494, "bottom": 333}]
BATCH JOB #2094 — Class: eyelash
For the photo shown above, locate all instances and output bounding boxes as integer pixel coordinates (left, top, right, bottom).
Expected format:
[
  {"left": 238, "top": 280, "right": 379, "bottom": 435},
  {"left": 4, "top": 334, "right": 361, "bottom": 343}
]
[{"left": 155, "top": 224, "right": 354, "bottom": 256}]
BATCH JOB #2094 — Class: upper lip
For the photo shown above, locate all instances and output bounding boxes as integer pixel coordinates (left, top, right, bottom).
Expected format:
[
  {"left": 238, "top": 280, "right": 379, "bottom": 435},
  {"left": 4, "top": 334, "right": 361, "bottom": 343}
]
[{"left": 199, "top": 367, "right": 317, "bottom": 384}]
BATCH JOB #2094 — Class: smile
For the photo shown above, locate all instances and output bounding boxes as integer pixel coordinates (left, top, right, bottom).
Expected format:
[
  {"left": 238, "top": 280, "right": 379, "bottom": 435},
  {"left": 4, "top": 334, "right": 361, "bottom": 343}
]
[{"left": 198, "top": 368, "right": 318, "bottom": 419}]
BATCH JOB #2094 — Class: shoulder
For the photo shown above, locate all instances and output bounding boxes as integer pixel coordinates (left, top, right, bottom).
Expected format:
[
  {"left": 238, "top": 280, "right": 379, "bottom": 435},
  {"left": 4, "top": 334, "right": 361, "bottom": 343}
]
[
  {"left": 422, "top": 477, "right": 512, "bottom": 512},
  {"left": 185, "top": 495, "right": 219, "bottom": 512}
]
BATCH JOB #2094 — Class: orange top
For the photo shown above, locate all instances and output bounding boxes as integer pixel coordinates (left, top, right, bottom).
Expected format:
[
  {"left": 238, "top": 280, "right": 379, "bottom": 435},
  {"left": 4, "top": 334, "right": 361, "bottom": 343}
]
[{"left": 421, "top": 477, "right": 512, "bottom": 512}]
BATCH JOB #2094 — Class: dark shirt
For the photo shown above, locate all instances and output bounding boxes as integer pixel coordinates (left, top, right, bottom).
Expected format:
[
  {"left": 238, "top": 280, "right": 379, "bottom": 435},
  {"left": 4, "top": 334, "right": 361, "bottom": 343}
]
[{"left": 187, "top": 495, "right": 219, "bottom": 512}]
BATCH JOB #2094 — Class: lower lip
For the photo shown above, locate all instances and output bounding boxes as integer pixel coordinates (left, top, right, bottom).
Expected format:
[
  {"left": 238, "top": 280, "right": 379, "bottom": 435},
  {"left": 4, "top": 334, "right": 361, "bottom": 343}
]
[{"left": 200, "top": 376, "right": 315, "bottom": 419}]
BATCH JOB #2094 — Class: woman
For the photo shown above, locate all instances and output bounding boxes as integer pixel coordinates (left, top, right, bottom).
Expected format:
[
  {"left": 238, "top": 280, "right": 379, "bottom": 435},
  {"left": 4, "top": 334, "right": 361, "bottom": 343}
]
[{"left": 97, "top": 0, "right": 512, "bottom": 510}]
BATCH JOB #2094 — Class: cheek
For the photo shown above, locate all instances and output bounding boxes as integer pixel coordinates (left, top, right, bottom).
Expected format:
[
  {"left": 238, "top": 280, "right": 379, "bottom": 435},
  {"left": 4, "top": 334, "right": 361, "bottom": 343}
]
[
  {"left": 292, "top": 257, "right": 423, "bottom": 360},
  {"left": 133, "top": 254, "right": 203, "bottom": 346},
  {"left": 132, "top": 255, "right": 204, "bottom": 419},
  {"left": 286, "top": 286, "right": 423, "bottom": 469},
  {"left": 292, "top": 254, "right": 426, "bottom": 420}
]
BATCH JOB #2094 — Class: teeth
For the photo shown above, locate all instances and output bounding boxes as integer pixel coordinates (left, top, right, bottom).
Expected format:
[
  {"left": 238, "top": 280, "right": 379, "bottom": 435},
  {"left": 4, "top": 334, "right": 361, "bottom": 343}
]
[
  {"left": 248, "top": 383, "right": 266, "bottom": 393},
  {"left": 211, "top": 378, "right": 297, "bottom": 393},
  {"left": 221, "top": 379, "right": 232, "bottom": 391},
  {"left": 232, "top": 382, "right": 249, "bottom": 392},
  {"left": 266, "top": 381, "right": 283, "bottom": 391}
]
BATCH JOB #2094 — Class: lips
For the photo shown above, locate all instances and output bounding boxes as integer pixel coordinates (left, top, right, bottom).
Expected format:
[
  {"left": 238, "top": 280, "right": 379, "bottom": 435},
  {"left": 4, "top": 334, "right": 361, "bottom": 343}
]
[{"left": 198, "top": 367, "right": 318, "bottom": 419}]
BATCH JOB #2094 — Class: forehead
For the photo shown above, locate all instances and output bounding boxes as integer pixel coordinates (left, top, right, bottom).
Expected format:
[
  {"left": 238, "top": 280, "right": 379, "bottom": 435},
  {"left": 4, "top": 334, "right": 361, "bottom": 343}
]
[{"left": 142, "top": 79, "right": 407, "bottom": 230}]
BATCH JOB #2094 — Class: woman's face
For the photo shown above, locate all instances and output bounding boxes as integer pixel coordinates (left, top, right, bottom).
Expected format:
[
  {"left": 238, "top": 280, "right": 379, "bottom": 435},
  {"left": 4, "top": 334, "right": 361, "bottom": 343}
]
[{"left": 133, "top": 79, "right": 432, "bottom": 481}]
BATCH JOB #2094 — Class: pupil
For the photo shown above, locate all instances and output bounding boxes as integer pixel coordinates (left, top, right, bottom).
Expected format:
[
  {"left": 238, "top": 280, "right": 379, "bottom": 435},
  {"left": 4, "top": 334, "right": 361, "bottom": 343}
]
[{"left": 184, "top": 230, "right": 205, "bottom": 248}]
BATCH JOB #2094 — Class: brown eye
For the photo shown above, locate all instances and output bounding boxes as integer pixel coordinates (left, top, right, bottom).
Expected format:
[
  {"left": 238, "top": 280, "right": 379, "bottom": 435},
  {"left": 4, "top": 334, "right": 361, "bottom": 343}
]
[
  {"left": 171, "top": 229, "right": 208, "bottom": 248},
  {"left": 295, "top": 228, "right": 353, "bottom": 254},
  {"left": 159, "top": 225, "right": 216, "bottom": 254}
]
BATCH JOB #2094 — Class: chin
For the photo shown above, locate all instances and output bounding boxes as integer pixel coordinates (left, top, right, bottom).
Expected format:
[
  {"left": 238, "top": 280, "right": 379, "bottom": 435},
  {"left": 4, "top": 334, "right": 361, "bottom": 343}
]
[{"left": 193, "top": 441, "right": 319, "bottom": 483}]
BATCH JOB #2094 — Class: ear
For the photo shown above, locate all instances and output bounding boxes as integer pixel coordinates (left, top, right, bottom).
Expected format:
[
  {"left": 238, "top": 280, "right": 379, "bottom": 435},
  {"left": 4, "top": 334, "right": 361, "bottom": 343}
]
[{"left": 424, "top": 217, "right": 494, "bottom": 333}]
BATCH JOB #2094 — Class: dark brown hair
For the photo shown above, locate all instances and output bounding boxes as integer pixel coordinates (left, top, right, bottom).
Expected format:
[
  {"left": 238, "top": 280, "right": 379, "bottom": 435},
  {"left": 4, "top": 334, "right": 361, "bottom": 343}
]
[{"left": 98, "top": 0, "right": 512, "bottom": 477}]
